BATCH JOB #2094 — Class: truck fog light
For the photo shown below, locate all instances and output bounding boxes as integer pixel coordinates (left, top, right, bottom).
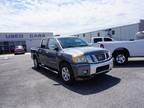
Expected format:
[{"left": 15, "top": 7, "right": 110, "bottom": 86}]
[
  {"left": 109, "top": 63, "right": 113, "bottom": 70},
  {"left": 110, "top": 63, "right": 113, "bottom": 68}
]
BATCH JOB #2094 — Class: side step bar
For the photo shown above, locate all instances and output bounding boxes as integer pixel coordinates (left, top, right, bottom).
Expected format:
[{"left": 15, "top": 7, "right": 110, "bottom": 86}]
[{"left": 40, "top": 64, "right": 59, "bottom": 74}]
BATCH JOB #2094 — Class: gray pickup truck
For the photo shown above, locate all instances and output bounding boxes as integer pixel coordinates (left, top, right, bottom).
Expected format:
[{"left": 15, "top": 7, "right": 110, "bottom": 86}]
[{"left": 31, "top": 36, "right": 113, "bottom": 84}]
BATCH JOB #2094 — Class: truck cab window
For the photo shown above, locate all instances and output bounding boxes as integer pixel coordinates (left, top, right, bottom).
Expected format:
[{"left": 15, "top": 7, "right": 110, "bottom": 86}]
[
  {"left": 93, "top": 38, "right": 102, "bottom": 43},
  {"left": 41, "top": 39, "right": 47, "bottom": 48},
  {"left": 104, "top": 38, "right": 112, "bottom": 41},
  {"left": 48, "top": 38, "right": 58, "bottom": 50}
]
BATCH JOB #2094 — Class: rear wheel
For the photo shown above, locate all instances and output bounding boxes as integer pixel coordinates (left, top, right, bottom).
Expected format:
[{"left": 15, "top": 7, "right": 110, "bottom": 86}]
[
  {"left": 114, "top": 52, "right": 128, "bottom": 65},
  {"left": 60, "top": 63, "right": 75, "bottom": 85}
]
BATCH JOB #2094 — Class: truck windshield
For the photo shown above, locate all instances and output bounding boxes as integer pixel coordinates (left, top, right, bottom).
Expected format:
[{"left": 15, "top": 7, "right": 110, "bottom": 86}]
[{"left": 58, "top": 37, "right": 88, "bottom": 48}]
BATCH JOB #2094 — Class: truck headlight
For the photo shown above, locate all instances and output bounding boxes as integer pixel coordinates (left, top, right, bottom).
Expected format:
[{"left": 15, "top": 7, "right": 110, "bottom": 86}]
[
  {"left": 72, "top": 55, "right": 87, "bottom": 63},
  {"left": 72, "top": 55, "right": 97, "bottom": 64}
]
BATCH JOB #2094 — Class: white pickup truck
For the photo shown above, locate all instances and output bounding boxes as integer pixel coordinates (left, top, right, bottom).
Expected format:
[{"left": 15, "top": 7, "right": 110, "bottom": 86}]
[{"left": 97, "top": 31, "right": 144, "bottom": 65}]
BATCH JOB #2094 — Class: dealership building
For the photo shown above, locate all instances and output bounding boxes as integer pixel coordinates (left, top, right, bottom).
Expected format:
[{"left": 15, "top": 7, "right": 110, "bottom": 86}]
[
  {"left": 0, "top": 32, "right": 53, "bottom": 54},
  {"left": 73, "top": 20, "right": 144, "bottom": 42}
]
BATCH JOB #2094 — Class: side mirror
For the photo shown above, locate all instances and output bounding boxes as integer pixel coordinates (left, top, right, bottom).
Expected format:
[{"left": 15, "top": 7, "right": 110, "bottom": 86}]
[
  {"left": 41, "top": 45, "right": 45, "bottom": 48},
  {"left": 54, "top": 47, "right": 59, "bottom": 51}
]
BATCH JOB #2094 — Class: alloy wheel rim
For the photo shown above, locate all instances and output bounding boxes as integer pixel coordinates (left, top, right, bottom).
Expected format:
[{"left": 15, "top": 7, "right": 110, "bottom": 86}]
[
  {"left": 62, "top": 67, "right": 70, "bottom": 81},
  {"left": 116, "top": 54, "right": 126, "bottom": 64}
]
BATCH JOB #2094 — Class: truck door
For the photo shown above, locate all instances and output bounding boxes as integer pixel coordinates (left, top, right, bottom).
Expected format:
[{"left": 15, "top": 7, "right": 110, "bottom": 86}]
[
  {"left": 44, "top": 38, "right": 58, "bottom": 69},
  {"left": 132, "top": 40, "right": 144, "bottom": 56},
  {"left": 38, "top": 39, "right": 48, "bottom": 65}
]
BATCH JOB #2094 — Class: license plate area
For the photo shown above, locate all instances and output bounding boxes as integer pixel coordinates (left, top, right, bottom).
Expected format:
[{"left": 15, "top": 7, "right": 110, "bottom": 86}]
[{"left": 96, "top": 65, "right": 109, "bottom": 73}]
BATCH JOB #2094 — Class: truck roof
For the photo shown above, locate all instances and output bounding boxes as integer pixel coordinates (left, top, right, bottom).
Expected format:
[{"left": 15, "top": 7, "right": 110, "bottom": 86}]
[
  {"left": 55, "top": 36, "right": 76, "bottom": 39},
  {"left": 43, "top": 36, "right": 77, "bottom": 39}
]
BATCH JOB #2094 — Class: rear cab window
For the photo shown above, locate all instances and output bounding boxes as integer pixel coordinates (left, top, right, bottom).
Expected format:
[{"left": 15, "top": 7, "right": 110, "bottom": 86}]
[
  {"left": 104, "top": 38, "right": 112, "bottom": 41},
  {"left": 41, "top": 39, "right": 48, "bottom": 48},
  {"left": 93, "top": 38, "right": 102, "bottom": 43}
]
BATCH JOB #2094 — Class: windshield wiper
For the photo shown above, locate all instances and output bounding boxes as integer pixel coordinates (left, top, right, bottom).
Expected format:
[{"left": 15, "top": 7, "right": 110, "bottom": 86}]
[
  {"left": 79, "top": 45, "right": 88, "bottom": 47},
  {"left": 64, "top": 45, "right": 76, "bottom": 48},
  {"left": 63, "top": 45, "right": 88, "bottom": 48}
]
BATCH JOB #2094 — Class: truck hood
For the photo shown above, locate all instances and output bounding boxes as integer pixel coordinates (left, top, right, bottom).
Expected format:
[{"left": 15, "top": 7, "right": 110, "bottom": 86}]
[{"left": 62, "top": 46, "right": 106, "bottom": 57}]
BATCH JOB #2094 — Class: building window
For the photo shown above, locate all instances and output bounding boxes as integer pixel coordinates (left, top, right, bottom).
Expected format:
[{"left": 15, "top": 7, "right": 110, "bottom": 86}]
[
  {"left": 112, "top": 30, "right": 115, "bottom": 35},
  {"left": 97, "top": 32, "right": 100, "bottom": 37},
  {"left": 0, "top": 41, "right": 26, "bottom": 54},
  {"left": 83, "top": 34, "right": 85, "bottom": 37}
]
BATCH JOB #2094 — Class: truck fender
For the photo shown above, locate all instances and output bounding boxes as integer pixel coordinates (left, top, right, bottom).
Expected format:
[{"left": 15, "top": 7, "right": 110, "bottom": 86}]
[{"left": 112, "top": 48, "right": 130, "bottom": 57}]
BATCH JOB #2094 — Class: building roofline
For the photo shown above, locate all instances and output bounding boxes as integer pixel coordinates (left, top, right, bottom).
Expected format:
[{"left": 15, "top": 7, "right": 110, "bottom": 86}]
[
  {"left": 0, "top": 32, "right": 53, "bottom": 34},
  {"left": 73, "top": 22, "right": 139, "bottom": 35}
]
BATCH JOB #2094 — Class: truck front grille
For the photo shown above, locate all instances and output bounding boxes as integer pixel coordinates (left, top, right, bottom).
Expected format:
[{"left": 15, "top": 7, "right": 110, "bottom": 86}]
[
  {"left": 91, "top": 52, "right": 109, "bottom": 63},
  {"left": 96, "top": 54, "right": 106, "bottom": 61}
]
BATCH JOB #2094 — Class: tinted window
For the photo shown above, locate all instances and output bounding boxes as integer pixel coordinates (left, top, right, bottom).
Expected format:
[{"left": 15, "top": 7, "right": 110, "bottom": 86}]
[
  {"left": 41, "top": 39, "right": 47, "bottom": 48},
  {"left": 93, "top": 38, "right": 102, "bottom": 43},
  {"left": 58, "top": 37, "right": 88, "bottom": 48},
  {"left": 48, "top": 38, "right": 58, "bottom": 50},
  {"left": 104, "top": 38, "right": 112, "bottom": 41}
]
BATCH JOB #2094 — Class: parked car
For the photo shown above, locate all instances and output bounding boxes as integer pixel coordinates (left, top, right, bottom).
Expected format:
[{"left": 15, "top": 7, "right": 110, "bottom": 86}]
[
  {"left": 97, "top": 31, "right": 144, "bottom": 65},
  {"left": 31, "top": 36, "right": 113, "bottom": 84},
  {"left": 14, "top": 45, "right": 25, "bottom": 55}
]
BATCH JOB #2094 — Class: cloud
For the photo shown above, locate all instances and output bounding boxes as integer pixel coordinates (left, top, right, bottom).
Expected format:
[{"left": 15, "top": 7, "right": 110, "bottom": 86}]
[{"left": 0, "top": 0, "right": 144, "bottom": 35}]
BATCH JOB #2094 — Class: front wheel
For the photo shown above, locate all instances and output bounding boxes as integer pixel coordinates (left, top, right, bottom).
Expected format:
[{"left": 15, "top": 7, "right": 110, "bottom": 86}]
[
  {"left": 60, "top": 63, "right": 75, "bottom": 85},
  {"left": 114, "top": 52, "right": 128, "bottom": 65}
]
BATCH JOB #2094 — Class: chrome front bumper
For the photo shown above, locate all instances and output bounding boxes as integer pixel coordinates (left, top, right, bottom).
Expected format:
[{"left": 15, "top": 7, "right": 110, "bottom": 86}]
[
  {"left": 72, "top": 58, "right": 113, "bottom": 78},
  {"left": 90, "top": 59, "right": 113, "bottom": 75}
]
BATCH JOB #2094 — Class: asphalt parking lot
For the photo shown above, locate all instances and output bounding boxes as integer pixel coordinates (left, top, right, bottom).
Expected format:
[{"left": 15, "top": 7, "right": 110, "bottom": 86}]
[{"left": 0, "top": 54, "right": 144, "bottom": 108}]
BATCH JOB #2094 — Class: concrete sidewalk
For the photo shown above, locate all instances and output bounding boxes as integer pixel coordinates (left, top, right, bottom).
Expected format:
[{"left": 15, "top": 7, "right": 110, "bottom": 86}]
[
  {"left": 0, "top": 54, "right": 14, "bottom": 60},
  {"left": 0, "top": 53, "right": 30, "bottom": 60}
]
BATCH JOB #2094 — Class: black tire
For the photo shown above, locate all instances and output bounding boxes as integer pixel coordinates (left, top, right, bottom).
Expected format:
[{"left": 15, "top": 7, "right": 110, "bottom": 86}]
[
  {"left": 60, "top": 63, "right": 75, "bottom": 85},
  {"left": 33, "top": 57, "right": 40, "bottom": 69},
  {"left": 114, "top": 52, "right": 128, "bottom": 65}
]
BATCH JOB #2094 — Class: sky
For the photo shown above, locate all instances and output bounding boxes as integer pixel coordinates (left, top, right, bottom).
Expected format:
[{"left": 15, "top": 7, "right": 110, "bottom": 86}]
[{"left": 0, "top": 0, "right": 144, "bottom": 35}]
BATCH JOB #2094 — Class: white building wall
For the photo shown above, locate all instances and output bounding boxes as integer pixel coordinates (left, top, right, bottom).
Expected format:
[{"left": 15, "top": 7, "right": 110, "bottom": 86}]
[
  {"left": 120, "top": 24, "right": 139, "bottom": 40},
  {"left": 84, "top": 33, "right": 91, "bottom": 43},
  {"left": 74, "top": 23, "right": 139, "bottom": 41},
  {"left": 111, "top": 28, "right": 121, "bottom": 40},
  {"left": 26, "top": 39, "right": 42, "bottom": 51},
  {"left": 90, "top": 31, "right": 97, "bottom": 37}
]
